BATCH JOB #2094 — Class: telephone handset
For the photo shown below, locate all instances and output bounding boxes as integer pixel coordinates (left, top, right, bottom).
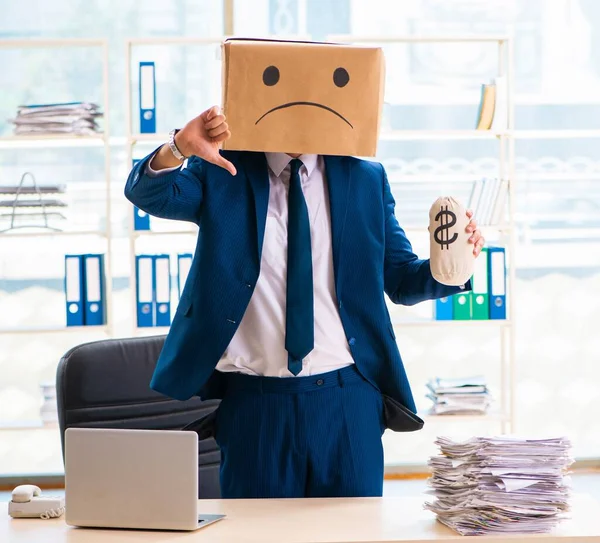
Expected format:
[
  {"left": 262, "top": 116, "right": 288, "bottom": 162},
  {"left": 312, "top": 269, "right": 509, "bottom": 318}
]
[{"left": 8, "top": 485, "right": 65, "bottom": 519}]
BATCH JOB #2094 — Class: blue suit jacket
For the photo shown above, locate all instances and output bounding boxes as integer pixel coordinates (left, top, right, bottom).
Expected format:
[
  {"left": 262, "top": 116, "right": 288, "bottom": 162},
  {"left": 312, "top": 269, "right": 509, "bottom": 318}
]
[{"left": 124, "top": 150, "right": 470, "bottom": 412}]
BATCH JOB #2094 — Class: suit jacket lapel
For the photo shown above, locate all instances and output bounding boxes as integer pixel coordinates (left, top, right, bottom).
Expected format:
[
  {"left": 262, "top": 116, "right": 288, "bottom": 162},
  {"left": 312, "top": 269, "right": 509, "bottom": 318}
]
[
  {"left": 324, "top": 155, "right": 351, "bottom": 296},
  {"left": 241, "top": 152, "right": 270, "bottom": 266}
]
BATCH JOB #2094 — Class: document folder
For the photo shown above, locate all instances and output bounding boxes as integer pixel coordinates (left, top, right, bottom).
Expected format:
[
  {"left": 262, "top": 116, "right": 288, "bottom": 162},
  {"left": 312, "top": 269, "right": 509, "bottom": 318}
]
[
  {"left": 64, "top": 255, "right": 84, "bottom": 326},
  {"left": 132, "top": 159, "right": 150, "bottom": 230},
  {"left": 488, "top": 246, "right": 507, "bottom": 319},
  {"left": 139, "top": 61, "right": 156, "bottom": 133},
  {"left": 134, "top": 206, "right": 150, "bottom": 231},
  {"left": 83, "top": 254, "right": 106, "bottom": 326},
  {"left": 136, "top": 255, "right": 154, "bottom": 327},
  {"left": 471, "top": 247, "right": 489, "bottom": 320},
  {"left": 434, "top": 297, "right": 453, "bottom": 320},
  {"left": 154, "top": 254, "right": 171, "bottom": 327},
  {"left": 453, "top": 290, "right": 472, "bottom": 320},
  {"left": 177, "top": 253, "right": 193, "bottom": 298}
]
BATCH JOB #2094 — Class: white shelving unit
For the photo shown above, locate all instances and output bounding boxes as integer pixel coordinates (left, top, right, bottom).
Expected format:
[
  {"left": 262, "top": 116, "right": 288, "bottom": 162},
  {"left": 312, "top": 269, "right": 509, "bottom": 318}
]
[
  {"left": 329, "top": 33, "right": 517, "bottom": 433},
  {"left": 124, "top": 37, "right": 225, "bottom": 334},
  {"left": 0, "top": 38, "right": 114, "bottom": 337}
]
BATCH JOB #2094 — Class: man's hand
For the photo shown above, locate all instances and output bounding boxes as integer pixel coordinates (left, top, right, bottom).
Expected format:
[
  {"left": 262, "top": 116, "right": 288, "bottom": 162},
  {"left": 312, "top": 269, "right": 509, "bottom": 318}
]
[
  {"left": 150, "top": 105, "right": 237, "bottom": 176},
  {"left": 465, "top": 209, "right": 485, "bottom": 257}
]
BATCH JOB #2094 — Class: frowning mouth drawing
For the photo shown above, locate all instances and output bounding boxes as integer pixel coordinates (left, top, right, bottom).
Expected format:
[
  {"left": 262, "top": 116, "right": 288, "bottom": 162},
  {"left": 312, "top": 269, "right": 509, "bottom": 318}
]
[{"left": 255, "top": 101, "right": 354, "bottom": 128}]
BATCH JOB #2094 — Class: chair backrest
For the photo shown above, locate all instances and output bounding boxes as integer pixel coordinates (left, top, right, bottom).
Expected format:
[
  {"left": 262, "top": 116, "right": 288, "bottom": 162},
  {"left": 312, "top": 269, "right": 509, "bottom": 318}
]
[{"left": 56, "top": 335, "right": 220, "bottom": 498}]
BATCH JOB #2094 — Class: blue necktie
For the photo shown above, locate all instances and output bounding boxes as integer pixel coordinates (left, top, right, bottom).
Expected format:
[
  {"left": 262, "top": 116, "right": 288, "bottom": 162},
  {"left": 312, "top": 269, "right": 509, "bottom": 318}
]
[{"left": 285, "top": 158, "right": 314, "bottom": 376}]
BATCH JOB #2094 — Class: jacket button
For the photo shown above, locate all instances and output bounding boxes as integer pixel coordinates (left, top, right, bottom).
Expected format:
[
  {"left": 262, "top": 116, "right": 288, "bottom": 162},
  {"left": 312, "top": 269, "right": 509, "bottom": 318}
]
[
  {"left": 348, "top": 337, "right": 356, "bottom": 346},
  {"left": 316, "top": 379, "right": 324, "bottom": 386},
  {"left": 245, "top": 283, "right": 253, "bottom": 288}
]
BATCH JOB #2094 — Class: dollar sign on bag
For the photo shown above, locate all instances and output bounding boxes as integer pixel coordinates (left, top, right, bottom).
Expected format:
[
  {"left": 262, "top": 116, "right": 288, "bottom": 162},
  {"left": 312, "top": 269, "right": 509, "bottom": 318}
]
[{"left": 434, "top": 206, "right": 458, "bottom": 250}]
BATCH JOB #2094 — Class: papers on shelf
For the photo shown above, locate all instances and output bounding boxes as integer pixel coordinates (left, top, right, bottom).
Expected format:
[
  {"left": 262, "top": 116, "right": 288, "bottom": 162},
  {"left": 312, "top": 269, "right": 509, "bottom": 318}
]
[
  {"left": 424, "top": 435, "right": 573, "bottom": 536},
  {"left": 8, "top": 102, "right": 103, "bottom": 136},
  {"left": 426, "top": 375, "right": 491, "bottom": 415}
]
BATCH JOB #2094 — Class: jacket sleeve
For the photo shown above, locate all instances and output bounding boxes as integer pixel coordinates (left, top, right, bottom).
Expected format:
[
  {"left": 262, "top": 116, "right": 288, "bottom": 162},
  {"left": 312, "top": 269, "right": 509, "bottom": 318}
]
[
  {"left": 124, "top": 146, "right": 205, "bottom": 224},
  {"left": 382, "top": 164, "right": 472, "bottom": 305}
]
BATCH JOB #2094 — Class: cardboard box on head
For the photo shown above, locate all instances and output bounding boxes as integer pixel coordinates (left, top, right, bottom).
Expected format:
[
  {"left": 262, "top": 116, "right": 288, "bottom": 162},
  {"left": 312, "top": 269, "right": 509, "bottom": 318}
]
[{"left": 221, "top": 38, "right": 385, "bottom": 157}]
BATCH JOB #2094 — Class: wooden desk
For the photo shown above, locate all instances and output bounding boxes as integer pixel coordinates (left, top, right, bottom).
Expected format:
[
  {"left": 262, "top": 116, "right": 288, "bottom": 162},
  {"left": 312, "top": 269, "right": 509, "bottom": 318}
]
[{"left": 2, "top": 494, "right": 599, "bottom": 543}]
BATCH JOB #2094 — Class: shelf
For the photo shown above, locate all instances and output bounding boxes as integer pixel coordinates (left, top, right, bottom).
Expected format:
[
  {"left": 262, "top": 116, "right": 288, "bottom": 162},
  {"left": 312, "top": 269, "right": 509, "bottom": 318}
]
[
  {"left": 380, "top": 130, "right": 508, "bottom": 141},
  {"left": 0, "top": 229, "right": 108, "bottom": 239},
  {"left": 0, "top": 420, "right": 58, "bottom": 431},
  {"left": 135, "top": 326, "right": 171, "bottom": 333},
  {"left": 0, "top": 325, "right": 109, "bottom": 335},
  {"left": 0, "top": 134, "right": 106, "bottom": 149},
  {"left": 513, "top": 129, "right": 600, "bottom": 140},
  {"left": 129, "top": 133, "right": 169, "bottom": 144},
  {"left": 0, "top": 38, "right": 107, "bottom": 49},
  {"left": 328, "top": 34, "right": 510, "bottom": 44},
  {"left": 133, "top": 229, "right": 198, "bottom": 238},
  {"left": 392, "top": 319, "right": 510, "bottom": 328},
  {"left": 130, "top": 129, "right": 600, "bottom": 144},
  {"left": 137, "top": 321, "right": 510, "bottom": 333},
  {"left": 420, "top": 411, "right": 509, "bottom": 423},
  {"left": 127, "top": 37, "right": 226, "bottom": 46},
  {"left": 132, "top": 130, "right": 510, "bottom": 145},
  {"left": 403, "top": 226, "right": 511, "bottom": 234}
]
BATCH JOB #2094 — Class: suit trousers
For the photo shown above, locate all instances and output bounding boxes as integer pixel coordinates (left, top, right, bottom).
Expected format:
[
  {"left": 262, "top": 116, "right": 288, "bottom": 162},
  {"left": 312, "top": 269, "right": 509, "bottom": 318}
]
[{"left": 214, "top": 364, "right": 385, "bottom": 498}]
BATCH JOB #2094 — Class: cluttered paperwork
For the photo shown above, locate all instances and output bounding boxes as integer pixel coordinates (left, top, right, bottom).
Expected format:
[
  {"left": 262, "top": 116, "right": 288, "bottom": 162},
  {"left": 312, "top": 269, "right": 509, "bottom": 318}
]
[
  {"left": 425, "top": 435, "right": 573, "bottom": 536},
  {"left": 9, "top": 102, "right": 103, "bottom": 136}
]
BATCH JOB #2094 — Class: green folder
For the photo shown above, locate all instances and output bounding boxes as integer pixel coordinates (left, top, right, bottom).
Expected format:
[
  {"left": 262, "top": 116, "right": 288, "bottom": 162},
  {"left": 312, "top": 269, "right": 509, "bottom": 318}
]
[
  {"left": 452, "top": 290, "right": 472, "bottom": 320},
  {"left": 471, "top": 247, "right": 489, "bottom": 320}
]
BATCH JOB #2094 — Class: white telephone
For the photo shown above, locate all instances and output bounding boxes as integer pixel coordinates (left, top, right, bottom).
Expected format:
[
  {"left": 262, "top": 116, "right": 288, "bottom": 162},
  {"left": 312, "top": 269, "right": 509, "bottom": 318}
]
[{"left": 8, "top": 485, "right": 65, "bottom": 519}]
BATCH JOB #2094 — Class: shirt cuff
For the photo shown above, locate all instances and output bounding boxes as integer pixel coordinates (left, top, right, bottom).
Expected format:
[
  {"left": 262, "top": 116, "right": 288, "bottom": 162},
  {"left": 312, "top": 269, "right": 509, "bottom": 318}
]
[{"left": 145, "top": 152, "right": 181, "bottom": 178}]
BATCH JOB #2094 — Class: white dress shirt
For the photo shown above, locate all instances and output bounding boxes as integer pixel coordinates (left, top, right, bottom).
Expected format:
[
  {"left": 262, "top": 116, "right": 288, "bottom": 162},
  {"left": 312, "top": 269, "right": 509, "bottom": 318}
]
[{"left": 147, "top": 152, "right": 354, "bottom": 377}]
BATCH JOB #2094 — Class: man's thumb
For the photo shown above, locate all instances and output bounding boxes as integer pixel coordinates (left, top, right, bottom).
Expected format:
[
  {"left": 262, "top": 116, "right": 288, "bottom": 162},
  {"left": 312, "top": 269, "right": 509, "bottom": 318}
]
[{"left": 213, "top": 154, "right": 237, "bottom": 176}]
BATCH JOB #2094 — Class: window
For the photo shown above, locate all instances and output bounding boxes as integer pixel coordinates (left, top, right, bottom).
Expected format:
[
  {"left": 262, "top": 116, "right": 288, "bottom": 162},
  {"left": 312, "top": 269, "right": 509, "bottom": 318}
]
[{"left": 1, "top": 0, "right": 599, "bottom": 476}]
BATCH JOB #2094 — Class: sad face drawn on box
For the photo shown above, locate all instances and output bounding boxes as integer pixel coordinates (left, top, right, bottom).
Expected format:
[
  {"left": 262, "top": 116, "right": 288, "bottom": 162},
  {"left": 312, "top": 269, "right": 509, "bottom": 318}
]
[
  {"left": 222, "top": 39, "right": 385, "bottom": 156},
  {"left": 255, "top": 64, "right": 354, "bottom": 128}
]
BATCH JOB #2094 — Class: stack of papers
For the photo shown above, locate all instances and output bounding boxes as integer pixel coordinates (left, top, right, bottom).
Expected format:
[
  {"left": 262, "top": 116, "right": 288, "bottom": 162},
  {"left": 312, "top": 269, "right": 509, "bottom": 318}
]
[
  {"left": 9, "top": 102, "right": 103, "bottom": 136},
  {"left": 424, "top": 435, "right": 573, "bottom": 536},
  {"left": 426, "top": 376, "right": 491, "bottom": 415}
]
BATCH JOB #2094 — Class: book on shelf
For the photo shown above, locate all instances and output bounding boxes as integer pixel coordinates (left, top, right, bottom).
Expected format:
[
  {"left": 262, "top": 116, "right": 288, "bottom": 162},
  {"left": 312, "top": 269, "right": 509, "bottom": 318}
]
[
  {"left": 490, "top": 75, "right": 508, "bottom": 131},
  {"left": 475, "top": 82, "right": 496, "bottom": 130},
  {"left": 434, "top": 246, "right": 506, "bottom": 321},
  {"left": 467, "top": 177, "right": 508, "bottom": 226},
  {"left": 475, "top": 76, "right": 508, "bottom": 131}
]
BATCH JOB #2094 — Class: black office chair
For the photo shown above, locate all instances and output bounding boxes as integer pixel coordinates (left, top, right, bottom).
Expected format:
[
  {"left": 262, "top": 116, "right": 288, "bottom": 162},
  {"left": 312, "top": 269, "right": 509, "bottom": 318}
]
[{"left": 56, "top": 335, "right": 221, "bottom": 498}]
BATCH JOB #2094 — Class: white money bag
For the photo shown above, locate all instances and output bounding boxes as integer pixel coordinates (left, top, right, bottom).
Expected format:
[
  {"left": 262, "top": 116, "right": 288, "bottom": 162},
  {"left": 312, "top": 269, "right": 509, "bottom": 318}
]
[{"left": 428, "top": 196, "right": 474, "bottom": 286}]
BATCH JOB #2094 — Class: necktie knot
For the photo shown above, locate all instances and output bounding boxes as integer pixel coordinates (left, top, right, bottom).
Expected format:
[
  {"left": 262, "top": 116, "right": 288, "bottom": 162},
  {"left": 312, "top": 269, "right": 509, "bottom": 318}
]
[{"left": 289, "top": 158, "right": 303, "bottom": 180}]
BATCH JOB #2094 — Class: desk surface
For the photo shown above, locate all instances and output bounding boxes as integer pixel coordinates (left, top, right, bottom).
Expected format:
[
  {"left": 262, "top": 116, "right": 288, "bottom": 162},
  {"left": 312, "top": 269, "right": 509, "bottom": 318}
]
[{"left": 2, "top": 494, "right": 599, "bottom": 543}]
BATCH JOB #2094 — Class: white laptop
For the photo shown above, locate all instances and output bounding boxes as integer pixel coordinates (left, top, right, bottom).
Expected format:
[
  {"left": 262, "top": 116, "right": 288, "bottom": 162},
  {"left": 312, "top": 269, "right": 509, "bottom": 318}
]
[{"left": 64, "top": 427, "right": 225, "bottom": 531}]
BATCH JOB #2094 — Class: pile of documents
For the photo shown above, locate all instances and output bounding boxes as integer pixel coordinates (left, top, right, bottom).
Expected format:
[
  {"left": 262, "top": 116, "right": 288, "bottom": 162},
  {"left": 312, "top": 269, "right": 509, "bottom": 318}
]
[
  {"left": 9, "top": 102, "right": 103, "bottom": 136},
  {"left": 425, "top": 435, "right": 573, "bottom": 536},
  {"left": 426, "top": 376, "right": 491, "bottom": 415}
]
